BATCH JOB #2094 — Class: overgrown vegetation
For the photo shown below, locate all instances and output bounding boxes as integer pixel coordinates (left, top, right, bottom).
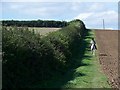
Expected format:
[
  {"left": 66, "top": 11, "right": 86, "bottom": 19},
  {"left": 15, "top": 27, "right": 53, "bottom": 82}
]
[{"left": 2, "top": 19, "right": 86, "bottom": 88}]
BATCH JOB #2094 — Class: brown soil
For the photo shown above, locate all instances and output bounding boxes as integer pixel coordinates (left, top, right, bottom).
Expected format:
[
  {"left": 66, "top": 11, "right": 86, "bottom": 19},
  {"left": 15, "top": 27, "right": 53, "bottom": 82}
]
[{"left": 95, "top": 30, "right": 119, "bottom": 89}]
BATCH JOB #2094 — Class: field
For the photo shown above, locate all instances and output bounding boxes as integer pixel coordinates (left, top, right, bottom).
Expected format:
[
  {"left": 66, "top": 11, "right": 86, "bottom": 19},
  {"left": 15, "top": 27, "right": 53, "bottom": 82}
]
[
  {"left": 28, "top": 27, "right": 61, "bottom": 35},
  {"left": 6, "top": 26, "right": 61, "bottom": 35},
  {"left": 95, "top": 30, "right": 119, "bottom": 88}
]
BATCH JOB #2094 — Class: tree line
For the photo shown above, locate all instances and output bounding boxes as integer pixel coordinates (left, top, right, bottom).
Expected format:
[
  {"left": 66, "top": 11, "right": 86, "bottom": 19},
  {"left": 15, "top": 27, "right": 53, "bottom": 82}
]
[{"left": 2, "top": 20, "right": 68, "bottom": 27}]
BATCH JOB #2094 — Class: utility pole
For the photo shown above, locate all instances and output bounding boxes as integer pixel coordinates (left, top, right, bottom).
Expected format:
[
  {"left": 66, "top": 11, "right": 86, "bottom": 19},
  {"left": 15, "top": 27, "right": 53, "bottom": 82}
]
[{"left": 103, "top": 19, "right": 105, "bottom": 29}]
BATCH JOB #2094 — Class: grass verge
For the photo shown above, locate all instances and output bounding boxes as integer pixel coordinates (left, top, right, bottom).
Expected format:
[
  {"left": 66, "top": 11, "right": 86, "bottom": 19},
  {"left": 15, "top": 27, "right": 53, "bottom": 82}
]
[{"left": 62, "top": 30, "right": 111, "bottom": 88}]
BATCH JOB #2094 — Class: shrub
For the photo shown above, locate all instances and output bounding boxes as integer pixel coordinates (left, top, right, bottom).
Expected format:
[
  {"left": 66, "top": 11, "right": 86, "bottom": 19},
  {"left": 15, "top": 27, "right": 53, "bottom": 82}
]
[{"left": 2, "top": 19, "right": 86, "bottom": 88}]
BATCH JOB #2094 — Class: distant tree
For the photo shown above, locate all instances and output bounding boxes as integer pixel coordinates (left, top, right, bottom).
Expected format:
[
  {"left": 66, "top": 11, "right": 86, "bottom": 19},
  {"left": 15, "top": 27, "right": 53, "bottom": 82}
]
[{"left": 2, "top": 20, "right": 68, "bottom": 28}]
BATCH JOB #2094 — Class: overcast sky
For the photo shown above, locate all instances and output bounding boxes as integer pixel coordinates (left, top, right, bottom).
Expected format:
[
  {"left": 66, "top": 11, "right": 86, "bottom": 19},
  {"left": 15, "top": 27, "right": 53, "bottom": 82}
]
[{"left": 1, "top": 0, "right": 119, "bottom": 29}]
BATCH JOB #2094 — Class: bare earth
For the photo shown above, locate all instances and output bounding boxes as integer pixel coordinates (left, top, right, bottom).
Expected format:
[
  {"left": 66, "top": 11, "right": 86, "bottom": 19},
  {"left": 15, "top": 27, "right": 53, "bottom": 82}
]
[{"left": 95, "top": 30, "right": 119, "bottom": 88}]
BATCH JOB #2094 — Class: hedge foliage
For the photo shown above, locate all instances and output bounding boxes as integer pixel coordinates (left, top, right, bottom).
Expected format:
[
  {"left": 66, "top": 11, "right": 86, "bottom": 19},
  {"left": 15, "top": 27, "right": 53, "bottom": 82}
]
[{"left": 2, "top": 19, "right": 86, "bottom": 88}]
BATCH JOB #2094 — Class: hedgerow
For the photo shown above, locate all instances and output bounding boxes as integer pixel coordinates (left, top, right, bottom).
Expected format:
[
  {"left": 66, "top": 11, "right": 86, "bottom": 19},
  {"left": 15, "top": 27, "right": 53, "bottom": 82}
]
[{"left": 2, "top": 19, "right": 86, "bottom": 88}]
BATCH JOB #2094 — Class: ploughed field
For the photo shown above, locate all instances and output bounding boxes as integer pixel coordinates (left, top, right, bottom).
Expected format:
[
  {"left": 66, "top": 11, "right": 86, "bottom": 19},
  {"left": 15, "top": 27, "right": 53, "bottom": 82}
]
[{"left": 95, "top": 30, "right": 119, "bottom": 88}]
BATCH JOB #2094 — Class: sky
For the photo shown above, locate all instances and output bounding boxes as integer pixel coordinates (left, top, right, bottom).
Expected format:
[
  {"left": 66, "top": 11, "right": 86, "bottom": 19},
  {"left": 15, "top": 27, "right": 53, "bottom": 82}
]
[{"left": 0, "top": 0, "right": 119, "bottom": 29}]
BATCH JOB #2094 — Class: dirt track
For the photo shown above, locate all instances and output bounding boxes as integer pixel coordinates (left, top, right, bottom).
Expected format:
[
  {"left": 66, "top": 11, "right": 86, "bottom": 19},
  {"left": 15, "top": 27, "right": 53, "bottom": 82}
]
[{"left": 95, "top": 30, "right": 119, "bottom": 88}]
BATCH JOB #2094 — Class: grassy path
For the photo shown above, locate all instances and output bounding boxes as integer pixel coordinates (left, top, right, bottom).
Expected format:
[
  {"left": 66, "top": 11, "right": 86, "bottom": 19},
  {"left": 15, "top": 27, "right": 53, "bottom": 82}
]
[
  {"left": 31, "top": 30, "right": 110, "bottom": 88},
  {"left": 61, "top": 30, "right": 110, "bottom": 88}
]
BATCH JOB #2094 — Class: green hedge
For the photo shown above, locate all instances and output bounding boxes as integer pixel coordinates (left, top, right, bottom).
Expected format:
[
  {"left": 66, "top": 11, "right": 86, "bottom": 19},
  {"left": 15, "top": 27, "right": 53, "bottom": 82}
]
[{"left": 2, "top": 20, "right": 86, "bottom": 88}]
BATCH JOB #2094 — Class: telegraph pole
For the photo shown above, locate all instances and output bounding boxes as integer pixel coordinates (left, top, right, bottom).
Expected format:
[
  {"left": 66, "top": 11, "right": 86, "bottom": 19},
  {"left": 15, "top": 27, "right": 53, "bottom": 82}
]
[{"left": 103, "top": 19, "right": 105, "bottom": 29}]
